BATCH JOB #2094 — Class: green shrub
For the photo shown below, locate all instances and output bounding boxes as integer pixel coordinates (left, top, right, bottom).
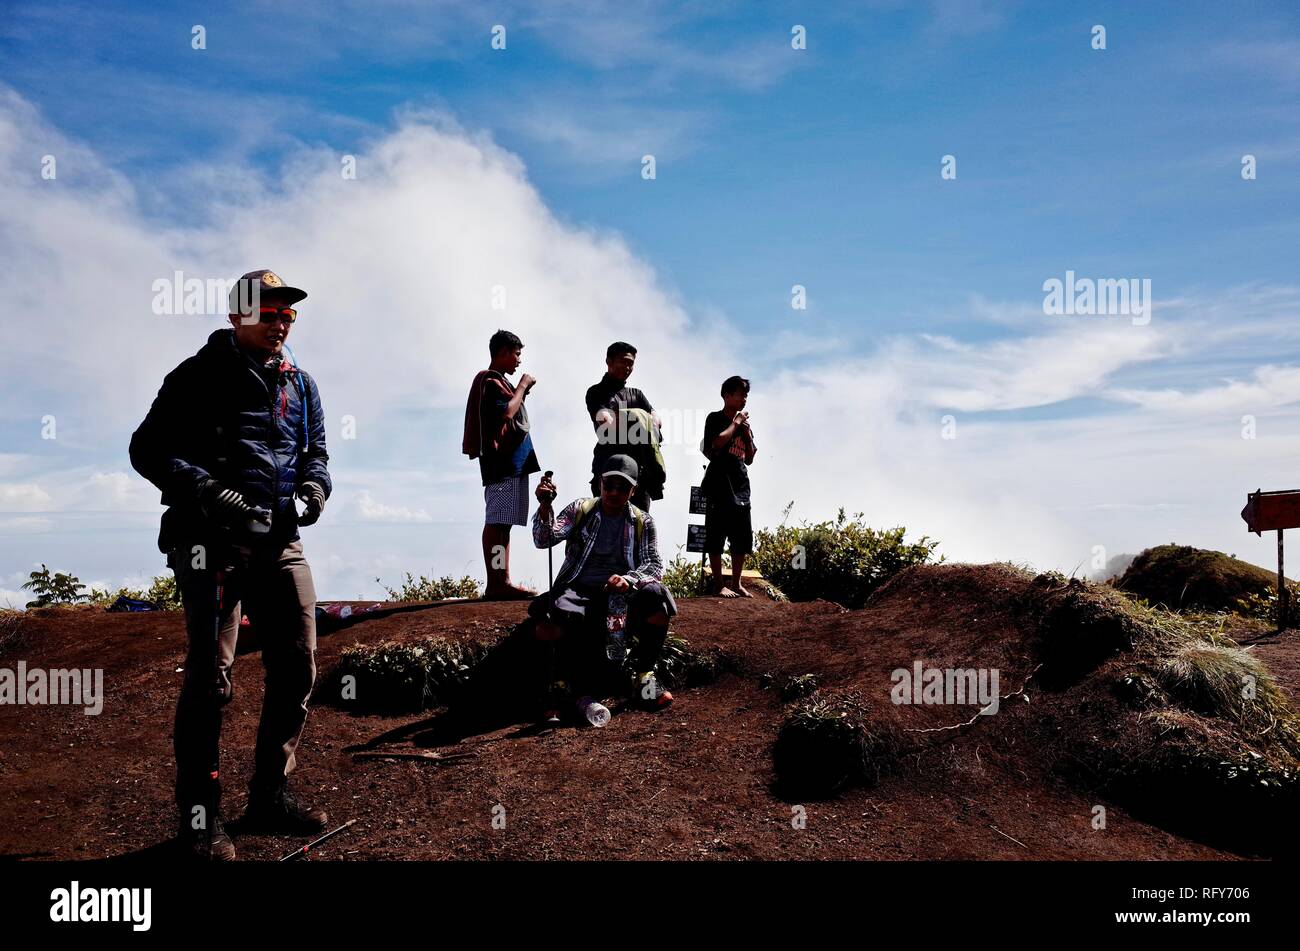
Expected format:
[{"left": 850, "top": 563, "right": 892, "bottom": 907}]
[
  {"left": 89, "top": 586, "right": 144, "bottom": 608},
  {"left": 22, "top": 565, "right": 88, "bottom": 608},
  {"left": 662, "top": 548, "right": 708, "bottom": 599},
  {"left": 327, "top": 636, "right": 492, "bottom": 713},
  {"left": 1232, "top": 583, "right": 1300, "bottom": 624},
  {"left": 377, "top": 572, "right": 481, "bottom": 602},
  {"left": 752, "top": 505, "right": 939, "bottom": 609},
  {"left": 90, "top": 574, "right": 182, "bottom": 611},
  {"left": 145, "top": 574, "right": 181, "bottom": 609}
]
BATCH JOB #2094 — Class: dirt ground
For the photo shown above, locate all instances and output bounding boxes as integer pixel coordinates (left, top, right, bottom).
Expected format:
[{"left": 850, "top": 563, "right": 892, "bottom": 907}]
[{"left": 2, "top": 565, "right": 1293, "bottom": 861}]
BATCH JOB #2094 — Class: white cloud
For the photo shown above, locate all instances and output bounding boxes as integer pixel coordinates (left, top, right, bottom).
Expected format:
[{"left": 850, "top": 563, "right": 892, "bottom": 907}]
[
  {"left": 515, "top": 2, "right": 799, "bottom": 90},
  {"left": 0, "top": 516, "right": 55, "bottom": 534},
  {"left": 505, "top": 101, "right": 705, "bottom": 172},
  {"left": 0, "top": 455, "right": 42, "bottom": 479},
  {"left": 1110, "top": 364, "right": 1300, "bottom": 414},
  {"left": 83, "top": 572, "right": 153, "bottom": 594},
  {"left": 354, "top": 490, "right": 434, "bottom": 524},
  {"left": 0, "top": 483, "right": 53, "bottom": 512},
  {"left": 1211, "top": 39, "right": 1300, "bottom": 85},
  {"left": 79, "top": 471, "right": 149, "bottom": 510},
  {"left": 3, "top": 87, "right": 1300, "bottom": 598},
  {"left": 890, "top": 323, "right": 1171, "bottom": 412},
  {"left": 0, "top": 470, "right": 159, "bottom": 515}
]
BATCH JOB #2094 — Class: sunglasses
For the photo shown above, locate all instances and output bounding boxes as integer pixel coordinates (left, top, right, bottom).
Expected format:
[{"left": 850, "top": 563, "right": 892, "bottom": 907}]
[
  {"left": 256, "top": 307, "right": 297, "bottom": 324},
  {"left": 601, "top": 477, "right": 633, "bottom": 492}
]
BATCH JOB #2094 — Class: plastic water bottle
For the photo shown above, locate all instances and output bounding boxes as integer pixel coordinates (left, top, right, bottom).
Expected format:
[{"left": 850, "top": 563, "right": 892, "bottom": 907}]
[{"left": 578, "top": 696, "right": 610, "bottom": 728}]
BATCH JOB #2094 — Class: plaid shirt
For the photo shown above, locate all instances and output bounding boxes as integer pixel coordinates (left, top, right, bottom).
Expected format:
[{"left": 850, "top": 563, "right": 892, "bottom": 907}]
[{"left": 532, "top": 498, "right": 664, "bottom": 589}]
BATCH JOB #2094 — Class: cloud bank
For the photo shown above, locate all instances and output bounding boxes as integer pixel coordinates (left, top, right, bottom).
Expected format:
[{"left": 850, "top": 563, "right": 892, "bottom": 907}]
[{"left": 2, "top": 87, "right": 1299, "bottom": 599}]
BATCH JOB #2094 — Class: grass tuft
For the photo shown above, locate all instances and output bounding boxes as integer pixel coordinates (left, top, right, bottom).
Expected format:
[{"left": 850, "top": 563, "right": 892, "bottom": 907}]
[{"left": 773, "top": 691, "right": 898, "bottom": 797}]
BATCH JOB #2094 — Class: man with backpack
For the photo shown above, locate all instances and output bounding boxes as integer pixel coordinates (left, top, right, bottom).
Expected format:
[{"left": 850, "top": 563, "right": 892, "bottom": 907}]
[
  {"left": 130, "top": 268, "right": 331, "bottom": 861},
  {"left": 585, "top": 341, "right": 665, "bottom": 511},
  {"left": 529, "top": 455, "right": 676, "bottom": 723},
  {"left": 462, "top": 329, "right": 541, "bottom": 600}
]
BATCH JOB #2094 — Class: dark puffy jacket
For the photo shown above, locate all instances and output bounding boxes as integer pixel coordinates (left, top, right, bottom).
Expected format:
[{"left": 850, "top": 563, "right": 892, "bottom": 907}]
[{"left": 130, "top": 329, "right": 331, "bottom": 553}]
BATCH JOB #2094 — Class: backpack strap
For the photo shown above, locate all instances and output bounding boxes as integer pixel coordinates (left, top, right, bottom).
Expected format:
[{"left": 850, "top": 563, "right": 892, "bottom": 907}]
[
  {"left": 574, "top": 497, "right": 600, "bottom": 531},
  {"left": 282, "top": 344, "right": 309, "bottom": 452},
  {"left": 574, "top": 498, "right": 645, "bottom": 544}
]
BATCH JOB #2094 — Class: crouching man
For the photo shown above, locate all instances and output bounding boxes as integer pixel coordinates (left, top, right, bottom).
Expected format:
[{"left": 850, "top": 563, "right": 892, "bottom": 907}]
[
  {"left": 530, "top": 455, "right": 676, "bottom": 724},
  {"left": 130, "top": 269, "right": 331, "bottom": 860}
]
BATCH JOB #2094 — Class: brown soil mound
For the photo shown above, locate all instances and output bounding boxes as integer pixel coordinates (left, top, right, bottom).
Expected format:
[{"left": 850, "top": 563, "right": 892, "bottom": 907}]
[
  {"left": 0, "top": 567, "right": 1294, "bottom": 861},
  {"left": 789, "top": 565, "right": 1300, "bottom": 854}
]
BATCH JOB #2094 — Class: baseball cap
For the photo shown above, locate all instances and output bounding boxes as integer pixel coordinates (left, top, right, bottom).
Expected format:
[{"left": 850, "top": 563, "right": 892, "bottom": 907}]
[
  {"left": 228, "top": 269, "right": 308, "bottom": 315},
  {"left": 601, "top": 454, "right": 639, "bottom": 485}
]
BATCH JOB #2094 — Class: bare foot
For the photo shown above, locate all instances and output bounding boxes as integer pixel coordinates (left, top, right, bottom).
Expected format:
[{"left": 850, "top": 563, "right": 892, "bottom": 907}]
[
  {"left": 483, "top": 584, "right": 537, "bottom": 602},
  {"left": 733, "top": 584, "right": 753, "bottom": 598},
  {"left": 718, "top": 586, "right": 740, "bottom": 599}
]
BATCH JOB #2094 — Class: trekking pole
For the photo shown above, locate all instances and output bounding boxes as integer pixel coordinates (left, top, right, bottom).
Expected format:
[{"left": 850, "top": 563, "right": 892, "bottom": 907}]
[
  {"left": 543, "top": 471, "right": 556, "bottom": 593},
  {"left": 279, "top": 818, "right": 357, "bottom": 862},
  {"left": 208, "top": 567, "right": 226, "bottom": 833},
  {"left": 213, "top": 569, "right": 226, "bottom": 695},
  {"left": 540, "top": 472, "right": 559, "bottom": 717}
]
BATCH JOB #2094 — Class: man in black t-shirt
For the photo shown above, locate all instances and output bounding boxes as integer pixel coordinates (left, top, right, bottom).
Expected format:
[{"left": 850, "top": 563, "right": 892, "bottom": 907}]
[
  {"left": 584, "top": 341, "right": 663, "bottom": 510},
  {"left": 701, "top": 376, "right": 757, "bottom": 597}
]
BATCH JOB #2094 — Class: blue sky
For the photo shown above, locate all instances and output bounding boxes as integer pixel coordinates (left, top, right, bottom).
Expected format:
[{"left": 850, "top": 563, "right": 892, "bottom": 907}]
[{"left": 2, "top": 1, "right": 1300, "bottom": 600}]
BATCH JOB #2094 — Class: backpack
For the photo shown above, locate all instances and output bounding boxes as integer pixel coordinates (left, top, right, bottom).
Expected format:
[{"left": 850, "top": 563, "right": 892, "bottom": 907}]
[{"left": 107, "top": 595, "right": 158, "bottom": 613}]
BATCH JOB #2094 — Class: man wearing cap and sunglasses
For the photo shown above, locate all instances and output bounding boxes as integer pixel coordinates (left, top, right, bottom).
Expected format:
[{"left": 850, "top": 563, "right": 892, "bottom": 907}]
[
  {"left": 529, "top": 454, "right": 676, "bottom": 723},
  {"left": 130, "top": 268, "right": 331, "bottom": 860}
]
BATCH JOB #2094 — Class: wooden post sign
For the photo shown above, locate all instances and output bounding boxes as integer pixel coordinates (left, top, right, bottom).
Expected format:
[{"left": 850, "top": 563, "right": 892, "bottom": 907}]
[{"left": 1241, "top": 488, "right": 1300, "bottom": 631}]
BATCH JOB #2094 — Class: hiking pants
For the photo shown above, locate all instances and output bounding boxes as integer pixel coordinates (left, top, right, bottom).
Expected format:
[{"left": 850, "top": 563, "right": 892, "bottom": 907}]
[
  {"left": 529, "top": 581, "right": 675, "bottom": 695},
  {"left": 171, "top": 540, "right": 317, "bottom": 822}
]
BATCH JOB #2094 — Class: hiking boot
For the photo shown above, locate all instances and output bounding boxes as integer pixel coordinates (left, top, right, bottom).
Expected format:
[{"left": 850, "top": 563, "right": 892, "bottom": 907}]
[
  {"left": 179, "top": 815, "right": 237, "bottom": 861},
  {"left": 632, "top": 671, "right": 673, "bottom": 711},
  {"left": 241, "top": 785, "right": 328, "bottom": 836},
  {"left": 208, "top": 817, "right": 237, "bottom": 860}
]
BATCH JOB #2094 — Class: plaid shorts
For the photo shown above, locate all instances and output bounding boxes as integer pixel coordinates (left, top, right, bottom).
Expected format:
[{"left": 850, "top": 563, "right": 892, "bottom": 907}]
[{"left": 484, "top": 473, "right": 530, "bottom": 526}]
